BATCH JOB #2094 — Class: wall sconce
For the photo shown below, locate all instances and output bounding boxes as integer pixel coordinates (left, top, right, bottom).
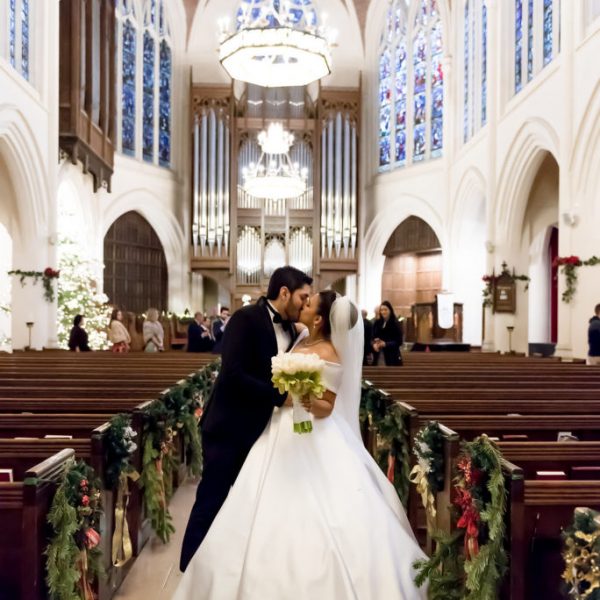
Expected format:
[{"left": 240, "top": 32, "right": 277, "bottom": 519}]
[{"left": 562, "top": 211, "right": 579, "bottom": 227}]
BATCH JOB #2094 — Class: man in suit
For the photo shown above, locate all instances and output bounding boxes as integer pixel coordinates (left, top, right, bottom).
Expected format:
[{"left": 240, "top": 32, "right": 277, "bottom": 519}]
[
  {"left": 180, "top": 266, "right": 312, "bottom": 571},
  {"left": 187, "top": 312, "right": 213, "bottom": 353},
  {"left": 211, "top": 306, "right": 230, "bottom": 354}
]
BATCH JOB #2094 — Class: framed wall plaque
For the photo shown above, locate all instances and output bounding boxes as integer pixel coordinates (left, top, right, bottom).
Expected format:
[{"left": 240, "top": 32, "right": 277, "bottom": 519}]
[{"left": 493, "top": 272, "right": 516, "bottom": 313}]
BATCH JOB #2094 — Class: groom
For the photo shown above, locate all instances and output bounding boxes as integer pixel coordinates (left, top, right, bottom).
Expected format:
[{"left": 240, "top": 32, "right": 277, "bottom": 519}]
[{"left": 180, "top": 266, "right": 312, "bottom": 571}]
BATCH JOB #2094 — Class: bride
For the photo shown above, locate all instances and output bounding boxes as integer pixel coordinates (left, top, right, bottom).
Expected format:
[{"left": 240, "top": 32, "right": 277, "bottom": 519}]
[{"left": 173, "top": 291, "right": 427, "bottom": 599}]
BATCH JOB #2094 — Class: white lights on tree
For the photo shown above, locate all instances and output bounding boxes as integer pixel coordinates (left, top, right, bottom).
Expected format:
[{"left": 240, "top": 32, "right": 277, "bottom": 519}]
[
  {"left": 243, "top": 123, "right": 308, "bottom": 200},
  {"left": 218, "top": 0, "right": 335, "bottom": 87}
]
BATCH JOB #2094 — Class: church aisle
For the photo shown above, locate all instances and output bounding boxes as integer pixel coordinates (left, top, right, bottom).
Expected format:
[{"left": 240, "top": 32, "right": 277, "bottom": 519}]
[{"left": 114, "top": 480, "right": 198, "bottom": 600}]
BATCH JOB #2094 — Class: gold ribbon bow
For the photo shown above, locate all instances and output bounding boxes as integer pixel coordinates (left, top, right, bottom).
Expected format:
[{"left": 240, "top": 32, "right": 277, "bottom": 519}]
[
  {"left": 112, "top": 470, "right": 140, "bottom": 568},
  {"left": 77, "top": 548, "right": 95, "bottom": 600},
  {"left": 410, "top": 463, "right": 437, "bottom": 531}
]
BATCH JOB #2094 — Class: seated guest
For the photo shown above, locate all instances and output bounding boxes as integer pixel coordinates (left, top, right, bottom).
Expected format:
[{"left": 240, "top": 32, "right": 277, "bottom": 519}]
[
  {"left": 372, "top": 301, "right": 403, "bottom": 366},
  {"left": 362, "top": 309, "right": 373, "bottom": 366},
  {"left": 211, "top": 306, "right": 230, "bottom": 354},
  {"left": 588, "top": 303, "right": 600, "bottom": 366},
  {"left": 187, "top": 312, "right": 214, "bottom": 352},
  {"left": 143, "top": 307, "right": 164, "bottom": 352},
  {"left": 68, "top": 314, "right": 91, "bottom": 352},
  {"left": 108, "top": 308, "right": 131, "bottom": 353}
]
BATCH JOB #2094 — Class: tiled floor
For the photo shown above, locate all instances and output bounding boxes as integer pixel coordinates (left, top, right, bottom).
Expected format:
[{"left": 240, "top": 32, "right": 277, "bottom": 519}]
[{"left": 114, "top": 480, "right": 197, "bottom": 600}]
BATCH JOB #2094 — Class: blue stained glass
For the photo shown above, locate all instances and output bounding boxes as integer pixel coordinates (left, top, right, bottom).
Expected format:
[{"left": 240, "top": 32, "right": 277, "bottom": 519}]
[
  {"left": 150, "top": 0, "right": 156, "bottom": 25},
  {"left": 414, "top": 93, "right": 426, "bottom": 126},
  {"left": 543, "top": 0, "right": 553, "bottom": 66},
  {"left": 159, "top": 1, "right": 165, "bottom": 34},
  {"left": 430, "top": 21, "right": 443, "bottom": 156},
  {"left": 413, "top": 124, "right": 426, "bottom": 160},
  {"left": 122, "top": 20, "right": 136, "bottom": 156},
  {"left": 143, "top": 32, "right": 155, "bottom": 162},
  {"left": 431, "top": 118, "right": 443, "bottom": 156},
  {"left": 464, "top": 0, "right": 469, "bottom": 142},
  {"left": 527, "top": 0, "right": 533, "bottom": 81},
  {"left": 380, "top": 136, "right": 391, "bottom": 167},
  {"left": 482, "top": 1, "right": 488, "bottom": 125},
  {"left": 515, "top": 0, "right": 523, "bottom": 93},
  {"left": 21, "top": 0, "right": 29, "bottom": 80},
  {"left": 236, "top": 0, "right": 316, "bottom": 30},
  {"left": 9, "top": 0, "right": 16, "bottom": 67},
  {"left": 380, "top": 105, "right": 391, "bottom": 137},
  {"left": 159, "top": 40, "right": 171, "bottom": 167},
  {"left": 395, "top": 129, "right": 406, "bottom": 164}
]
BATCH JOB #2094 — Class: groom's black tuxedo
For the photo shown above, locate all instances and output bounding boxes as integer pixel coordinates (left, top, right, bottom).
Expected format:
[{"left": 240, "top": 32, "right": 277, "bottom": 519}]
[{"left": 180, "top": 297, "right": 298, "bottom": 571}]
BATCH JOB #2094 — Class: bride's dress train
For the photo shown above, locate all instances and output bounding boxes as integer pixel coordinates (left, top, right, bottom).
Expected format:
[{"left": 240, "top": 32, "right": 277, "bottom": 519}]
[{"left": 173, "top": 355, "right": 427, "bottom": 599}]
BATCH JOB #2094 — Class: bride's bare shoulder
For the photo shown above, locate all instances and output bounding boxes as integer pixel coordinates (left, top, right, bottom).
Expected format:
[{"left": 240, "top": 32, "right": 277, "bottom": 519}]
[{"left": 316, "top": 341, "right": 339, "bottom": 364}]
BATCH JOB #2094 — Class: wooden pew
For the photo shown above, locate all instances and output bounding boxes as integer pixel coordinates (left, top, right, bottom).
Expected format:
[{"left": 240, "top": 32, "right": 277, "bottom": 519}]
[{"left": 0, "top": 449, "right": 75, "bottom": 600}]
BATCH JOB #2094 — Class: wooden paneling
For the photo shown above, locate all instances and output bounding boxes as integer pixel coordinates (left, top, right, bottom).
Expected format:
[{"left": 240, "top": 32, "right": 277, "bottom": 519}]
[
  {"left": 59, "top": 0, "right": 115, "bottom": 192},
  {"left": 103, "top": 212, "right": 168, "bottom": 313},
  {"left": 383, "top": 216, "right": 441, "bottom": 257}
]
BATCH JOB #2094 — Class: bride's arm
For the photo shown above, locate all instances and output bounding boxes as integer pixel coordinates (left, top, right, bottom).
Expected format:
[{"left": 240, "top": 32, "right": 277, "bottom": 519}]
[{"left": 301, "top": 390, "right": 336, "bottom": 418}]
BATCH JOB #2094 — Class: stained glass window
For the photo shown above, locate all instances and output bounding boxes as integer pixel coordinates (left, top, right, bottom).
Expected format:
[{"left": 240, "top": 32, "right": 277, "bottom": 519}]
[
  {"left": 515, "top": 0, "right": 523, "bottom": 93},
  {"left": 527, "top": 0, "right": 534, "bottom": 81},
  {"left": 159, "top": 40, "right": 171, "bottom": 167},
  {"left": 463, "top": 1, "right": 469, "bottom": 143},
  {"left": 142, "top": 31, "right": 155, "bottom": 162},
  {"left": 543, "top": 0, "right": 553, "bottom": 65},
  {"left": 9, "top": 0, "right": 16, "bottom": 68},
  {"left": 121, "top": 19, "right": 136, "bottom": 156},
  {"left": 378, "top": 0, "right": 444, "bottom": 170},
  {"left": 8, "top": 0, "right": 30, "bottom": 80},
  {"left": 236, "top": 0, "right": 317, "bottom": 30}
]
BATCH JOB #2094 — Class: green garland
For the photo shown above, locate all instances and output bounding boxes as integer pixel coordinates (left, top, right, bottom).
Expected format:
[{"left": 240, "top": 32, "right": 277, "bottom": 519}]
[
  {"left": 360, "top": 382, "right": 411, "bottom": 506},
  {"left": 562, "top": 507, "right": 600, "bottom": 599},
  {"left": 8, "top": 268, "right": 60, "bottom": 302},
  {"left": 104, "top": 413, "right": 138, "bottom": 489},
  {"left": 413, "top": 435, "right": 508, "bottom": 600},
  {"left": 46, "top": 459, "right": 103, "bottom": 600},
  {"left": 553, "top": 255, "right": 600, "bottom": 303},
  {"left": 482, "top": 262, "right": 530, "bottom": 308}
]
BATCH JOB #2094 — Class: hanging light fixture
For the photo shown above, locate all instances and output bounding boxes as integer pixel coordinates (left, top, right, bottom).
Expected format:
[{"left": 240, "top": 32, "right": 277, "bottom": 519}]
[
  {"left": 218, "top": 1, "right": 335, "bottom": 88},
  {"left": 242, "top": 122, "right": 308, "bottom": 200}
]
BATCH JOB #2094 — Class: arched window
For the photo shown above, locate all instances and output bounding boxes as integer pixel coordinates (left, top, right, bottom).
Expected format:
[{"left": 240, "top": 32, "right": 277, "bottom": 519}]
[
  {"left": 463, "top": 0, "right": 488, "bottom": 143},
  {"left": 378, "top": 0, "right": 444, "bottom": 171},
  {"left": 115, "top": 0, "right": 172, "bottom": 167},
  {"left": 514, "top": 0, "right": 560, "bottom": 94},
  {"left": 236, "top": 0, "right": 318, "bottom": 30},
  {"left": 5, "top": 0, "right": 30, "bottom": 81}
]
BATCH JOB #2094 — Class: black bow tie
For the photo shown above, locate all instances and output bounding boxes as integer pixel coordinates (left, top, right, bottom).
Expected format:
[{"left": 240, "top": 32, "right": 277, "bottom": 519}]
[{"left": 267, "top": 303, "right": 291, "bottom": 329}]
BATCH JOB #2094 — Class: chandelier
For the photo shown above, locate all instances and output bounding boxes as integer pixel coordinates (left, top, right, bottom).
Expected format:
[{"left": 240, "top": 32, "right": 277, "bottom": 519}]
[
  {"left": 242, "top": 122, "right": 308, "bottom": 200},
  {"left": 218, "top": 0, "right": 334, "bottom": 88}
]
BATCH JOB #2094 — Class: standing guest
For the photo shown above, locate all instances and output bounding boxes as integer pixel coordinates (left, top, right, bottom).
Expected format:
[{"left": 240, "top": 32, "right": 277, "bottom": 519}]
[
  {"left": 588, "top": 303, "right": 600, "bottom": 366},
  {"left": 108, "top": 308, "right": 131, "bottom": 353},
  {"left": 211, "top": 306, "right": 230, "bottom": 354},
  {"left": 143, "top": 307, "right": 164, "bottom": 352},
  {"left": 362, "top": 309, "right": 373, "bottom": 366},
  {"left": 188, "top": 312, "right": 214, "bottom": 353},
  {"left": 372, "top": 301, "right": 403, "bottom": 366},
  {"left": 68, "top": 314, "right": 91, "bottom": 352}
]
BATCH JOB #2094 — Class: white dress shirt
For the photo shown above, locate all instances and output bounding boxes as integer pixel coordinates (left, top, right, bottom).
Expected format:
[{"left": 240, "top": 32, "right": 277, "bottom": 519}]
[{"left": 267, "top": 301, "right": 291, "bottom": 353}]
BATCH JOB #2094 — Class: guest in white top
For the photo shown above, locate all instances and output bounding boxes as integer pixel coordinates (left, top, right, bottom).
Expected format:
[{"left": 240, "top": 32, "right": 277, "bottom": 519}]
[{"left": 143, "top": 307, "right": 164, "bottom": 352}]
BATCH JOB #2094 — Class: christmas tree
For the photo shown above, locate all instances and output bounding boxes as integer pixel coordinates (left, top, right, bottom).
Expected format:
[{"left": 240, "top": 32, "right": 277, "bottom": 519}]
[{"left": 57, "top": 241, "right": 110, "bottom": 350}]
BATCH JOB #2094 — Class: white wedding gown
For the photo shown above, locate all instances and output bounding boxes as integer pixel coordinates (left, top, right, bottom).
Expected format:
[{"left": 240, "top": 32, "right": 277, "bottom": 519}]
[{"left": 174, "top": 335, "right": 427, "bottom": 599}]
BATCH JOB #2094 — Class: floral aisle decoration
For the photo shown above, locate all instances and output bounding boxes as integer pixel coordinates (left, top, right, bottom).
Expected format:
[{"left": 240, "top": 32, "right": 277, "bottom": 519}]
[
  {"left": 57, "top": 241, "right": 111, "bottom": 349},
  {"left": 482, "top": 262, "right": 530, "bottom": 308},
  {"left": 553, "top": 255, "right": 600, "bottom": 304},
  {"left": 409, "top": 421, "right": 445, "bottom": 532},
  {"left": 46, "top": 459, "right": 103, "bottom": 600},
  {"left": 414, "top": 435, "right": 508, "bottom": 600},
  {"left": 562, "top": 506, "right": 600, "bottom": 599},
  {"left": 105, "top": 414, "right": 139, "bottom": 568},
  {"left": 360, "top": 382, "right": 411, "bottom": 507},
  {"left": 8, "top": 267, "right": 60, "bottom": 302}
]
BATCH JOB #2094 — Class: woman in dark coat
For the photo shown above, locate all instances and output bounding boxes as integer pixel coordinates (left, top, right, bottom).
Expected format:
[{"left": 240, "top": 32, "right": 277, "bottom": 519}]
[
  {"left": 68, "top": 314, "right": 91, "bottom": 352},
  {"left": 372, "top": 301, "right": 403, "bottom": 366}
]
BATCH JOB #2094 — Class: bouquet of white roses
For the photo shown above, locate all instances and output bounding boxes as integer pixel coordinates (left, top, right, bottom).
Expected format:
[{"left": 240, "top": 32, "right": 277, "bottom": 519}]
[{"left": 271, "top": 352, "right": 326, "bottom": 434}]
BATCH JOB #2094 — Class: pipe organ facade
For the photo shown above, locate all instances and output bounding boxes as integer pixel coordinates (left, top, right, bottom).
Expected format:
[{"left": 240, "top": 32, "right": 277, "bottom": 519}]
[{"left": 190, "top": 85, "right": 360, "bottom": 307}]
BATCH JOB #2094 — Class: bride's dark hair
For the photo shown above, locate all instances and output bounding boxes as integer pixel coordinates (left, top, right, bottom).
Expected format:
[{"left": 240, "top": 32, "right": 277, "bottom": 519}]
[{"left": 317, "top": 291, "right": 358, "bottom": 338}]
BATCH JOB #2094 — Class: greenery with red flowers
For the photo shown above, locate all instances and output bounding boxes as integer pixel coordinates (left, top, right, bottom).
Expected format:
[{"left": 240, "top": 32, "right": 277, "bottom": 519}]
[
  {"left": 553, "top": 255, "right": 600, "bottom": 303},
  {"left": 46, "top": 459, "right": 103, "bottom": 600},
  {"left": 8, "top": 267, "right": 60, "bottom": 302},
  {"left": 482, "top": 262, "right": 530, "bottom": 308}
]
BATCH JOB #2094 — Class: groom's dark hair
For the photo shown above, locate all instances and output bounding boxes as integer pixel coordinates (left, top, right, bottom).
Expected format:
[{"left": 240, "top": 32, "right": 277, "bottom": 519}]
[{"left": 267, "top": 266, "right": 313, "bottom": 300}]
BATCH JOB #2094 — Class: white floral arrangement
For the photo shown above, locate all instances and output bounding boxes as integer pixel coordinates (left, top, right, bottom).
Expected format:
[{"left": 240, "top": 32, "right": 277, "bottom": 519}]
[
  {"left": 271, "top": 352, "right": 326, "bottom": 434},
  {"left": 123, "top": 425, "right": 138, "bottom": 454}
]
